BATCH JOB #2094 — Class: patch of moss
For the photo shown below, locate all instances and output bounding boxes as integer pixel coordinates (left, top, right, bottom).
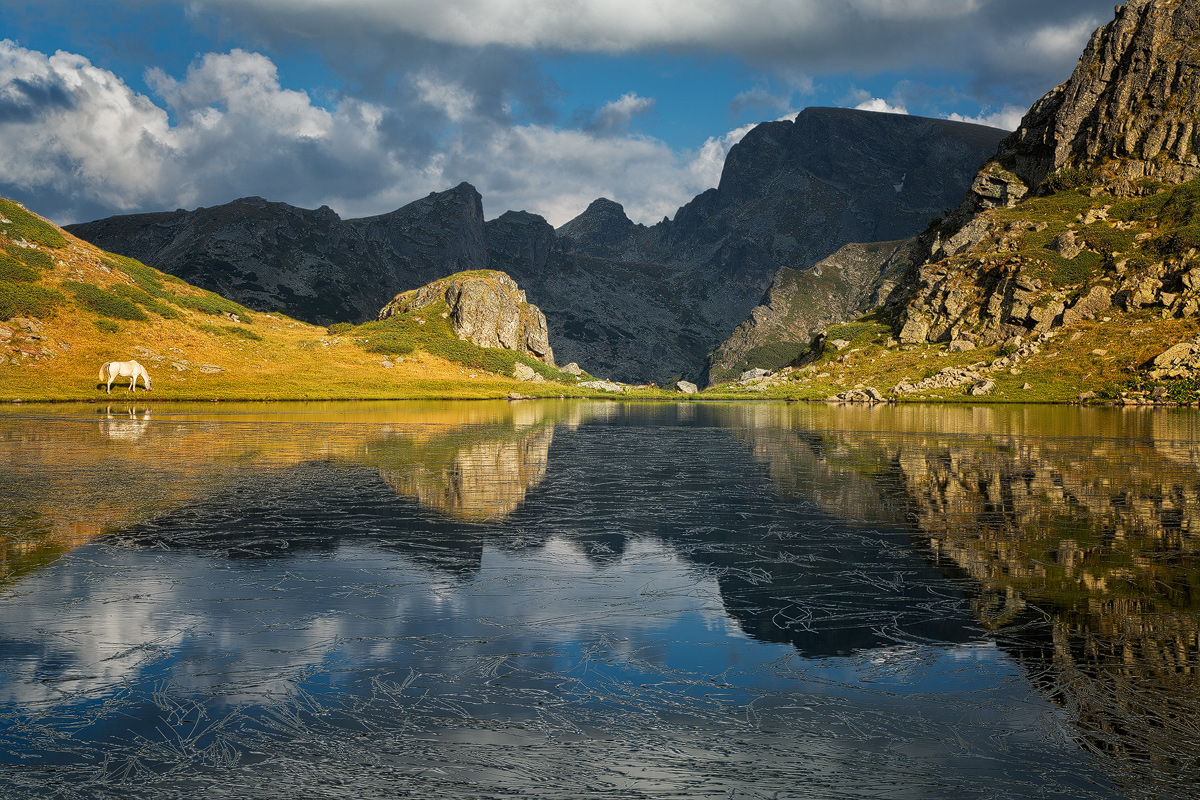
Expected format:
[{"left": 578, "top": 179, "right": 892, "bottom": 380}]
[
  {"left": 7, "top": 246, "right": 54, "bottom": 271},
  {"left": 63, "top": 281, "right": 148, "bottom": 321},
  {"left": 175, "top": 291, "right": 253, "bottom": 318},
  {"left": 0, "top": 252, "right": 39, "bottom": 283},
  {"left": 0, "top": 199, "right": 67, "bottom": 249},
  {"left": 1045, "top": 167, "right": 1097, "bottom": 192},
  {"left": 93, "top": 319, "right": 121, "bottom": 334},
  {"left": 0, "top": 281, "right": 65, "bottom": 320}
]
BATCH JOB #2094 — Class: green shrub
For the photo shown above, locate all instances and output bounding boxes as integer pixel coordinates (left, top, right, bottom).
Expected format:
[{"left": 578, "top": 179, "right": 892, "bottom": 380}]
[
  {"left": 0, "top": 281, "right": 65, "bottom": 320},
  {"left": 111, "top": 283, "right": 181, "bottom": 318},
  {"left": 176, "top": 291, "right": 252, "bottom": 318},
  {"left": 0, "top": 252, "right": 39, "bottom": 283},
  {"left": 0, "top": 199, "right": 67, "bottom": 249},
  {"left": 105, "top": 255, "right": 181, "bottom": 296},
  {"left": 327, "top": 322, "right": 355, "bottom": 335},
  {"left": 63, "top": 281, "right": 148, "bottom": 321},
  {"left": 8, "top": 247, "right": 54, "bottom": 271},
  {"left": 94, "top": 319, "right": 121, "bottom": 334}
]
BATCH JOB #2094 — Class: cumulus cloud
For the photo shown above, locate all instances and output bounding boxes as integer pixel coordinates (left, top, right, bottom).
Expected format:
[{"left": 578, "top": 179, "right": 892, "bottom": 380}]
[
  {"left": 584, "top": 92, "right": 656, "bottom": 135},
  {"left": 0, "top": 41, "right": 749, "bottom": 227},
  {"left": 854, "top": 97, "right": 908, "bottom": 115},
  {"left": 946, "top": 105, "right": 1025, "bottom": 131}
]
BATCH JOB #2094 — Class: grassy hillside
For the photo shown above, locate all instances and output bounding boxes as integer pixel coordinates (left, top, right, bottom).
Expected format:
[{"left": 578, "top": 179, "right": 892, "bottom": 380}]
[{"left": 0, "top": 198, "right": 646, "bottom": 402}]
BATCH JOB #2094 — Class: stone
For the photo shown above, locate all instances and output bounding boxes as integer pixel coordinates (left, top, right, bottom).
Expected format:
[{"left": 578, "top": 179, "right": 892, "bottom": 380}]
[
  {"left": 739, "top": 368, "right": 772, "bottom": 383},
  {"left": 198, "top": 364, "right": 223, "bottom": 374},
  {"left": 513, "top": 362, "right": 545, "bottom": 382},
  {"left": 0, "top": 325, "right": 12, "bottom": 342},
  {"left": 830, "top": 339, "right": 852, "bottom": 351},
  {"left": 676, "top": 380, "right": 699, "bottom": 394},
  {"left": 1049, "top": 231, "right": 1084, "bottom": 260},
  {"left": 1022, "top": 382, "right": 1033, "bottom": 390},
  {"left": 12, "top": 318, "right": 42, "bottom": 335},
  {"left": 1062, "top": 285, "right": 1113, "bottom": 326},
  {"left": 948, "top": 339, "right": 976, "bottom": 352},
  {"left": 1078, "top": 391, "right": 1098, "bottom": 402},
  {"left": 562, "top": 362, "right": 583, "bottom": 376},
  {"left": 1090, "top": 349, "right": 1108, "bottom": 357},
  {"left": 968, "top": 380, "right": 996, "bottom": 396},
  {"left": 898, "top": 316, "right": 930, "bottom": 344},
  {"left": 1152, "top": 341, "right": 1198, "bottom": 369},
  {"left": 579, "top": 380, "right": 624, "bottom": 393}
]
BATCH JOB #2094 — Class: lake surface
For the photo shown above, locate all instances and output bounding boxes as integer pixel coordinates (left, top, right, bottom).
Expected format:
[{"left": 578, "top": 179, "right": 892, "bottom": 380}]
[{"left": 1, "top": 400, "right": 1198, "bottom": 799}]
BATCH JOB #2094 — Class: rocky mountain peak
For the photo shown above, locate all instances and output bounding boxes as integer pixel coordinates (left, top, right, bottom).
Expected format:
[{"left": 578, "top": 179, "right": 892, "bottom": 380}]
[
  {"left": 556, "top": 197, "right": 636, "bottom": 248},
  {"left": 996, "top": 0, "right": 1200, "bottom": 196}
]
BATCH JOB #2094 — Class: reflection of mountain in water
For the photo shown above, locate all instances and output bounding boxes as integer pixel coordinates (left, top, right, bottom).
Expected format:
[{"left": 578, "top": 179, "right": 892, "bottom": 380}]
[
  {"left": 714, "top": 403, "right": 1200, "bottom": 798},
  {"left": 0, "top": 401, "right": 582, "bottom": 583},
  {"left": 374, "top": 426, "right": 554, "bottom": 523}
]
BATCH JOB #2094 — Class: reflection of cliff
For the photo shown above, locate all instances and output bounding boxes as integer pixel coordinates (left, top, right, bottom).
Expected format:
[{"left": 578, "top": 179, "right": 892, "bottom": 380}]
[
  {"left": 719, "top": 403, "right": 1200, "bottom": 796},
  {"left": 0, "top": 400, "right": 599, "bottom": 584},
  {"left": 375, "top": 426, "right": 554, "bottom": 522}
]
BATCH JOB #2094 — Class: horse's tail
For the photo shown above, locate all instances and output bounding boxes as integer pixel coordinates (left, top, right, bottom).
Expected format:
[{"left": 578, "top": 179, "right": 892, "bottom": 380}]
[{"left": 98, "top": 362, "right": 111, "bottom": 381}]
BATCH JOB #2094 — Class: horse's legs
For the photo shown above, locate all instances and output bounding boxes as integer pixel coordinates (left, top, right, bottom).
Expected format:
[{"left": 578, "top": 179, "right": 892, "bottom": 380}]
[{"left": 106, "top": 373, "right": 113, "bottom": 394}]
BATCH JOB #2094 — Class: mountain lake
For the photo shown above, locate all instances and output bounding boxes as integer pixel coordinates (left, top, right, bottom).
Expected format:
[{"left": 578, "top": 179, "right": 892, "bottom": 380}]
[{"left": 0, "top": 400, "right": 1197, "bottom": 799}]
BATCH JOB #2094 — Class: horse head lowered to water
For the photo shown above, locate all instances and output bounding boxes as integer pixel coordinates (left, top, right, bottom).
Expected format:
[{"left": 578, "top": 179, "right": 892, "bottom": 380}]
[{"left": 98, "top": 360, "right": 152, "bottom": 394}]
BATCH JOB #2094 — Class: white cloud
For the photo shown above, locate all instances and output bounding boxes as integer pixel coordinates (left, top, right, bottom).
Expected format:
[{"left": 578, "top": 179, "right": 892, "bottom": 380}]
[
  {"left": 946, "top": 105, "right": 1025, "bottom": 131},
  {"left": 587, "top": 92, "right": 656, "bottom": 134},
  {"left": 0, "top": 41, "right": 751, "bottom": 227},
  {"left": 853, "top": 97, "right": 908, "bottom": 115},
  {"left": 411, "top": 71, "right": 478, "bottom": 123},
  {"left": 0, "top": 40, "right": 175, "bottom": 212}
]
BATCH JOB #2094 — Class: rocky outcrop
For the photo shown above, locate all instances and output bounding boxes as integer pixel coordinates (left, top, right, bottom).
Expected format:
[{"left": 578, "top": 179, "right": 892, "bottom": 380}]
[
  {"left": 892, "top": 0, "right": 1200, "bottom": 353},
  {"left": 996, "top": 0, "right": 1200, "bottom": 196},
  {"left": 379, "top": 270, "right": 555, "bottom": 366}
]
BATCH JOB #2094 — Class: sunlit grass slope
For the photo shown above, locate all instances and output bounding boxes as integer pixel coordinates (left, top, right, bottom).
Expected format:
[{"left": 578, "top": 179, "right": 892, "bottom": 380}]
[{"left": 0, "top": 198, "right": 634, "bottom": 402}]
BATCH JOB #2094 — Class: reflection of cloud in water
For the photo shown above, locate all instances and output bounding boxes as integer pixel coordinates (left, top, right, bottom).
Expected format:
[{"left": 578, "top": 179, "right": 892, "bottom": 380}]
[
  {"left": 0, "top": 537, "right": 730, "bottom": 706},
  {"left": 0, "top": 532, "right": 1095, "bottom": 799}
]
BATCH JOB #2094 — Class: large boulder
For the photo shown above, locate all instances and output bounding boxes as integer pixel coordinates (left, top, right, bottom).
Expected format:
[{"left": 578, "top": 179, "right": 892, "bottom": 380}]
[{"left": 379, "top": 270, "right": 555, "bottom": 366}]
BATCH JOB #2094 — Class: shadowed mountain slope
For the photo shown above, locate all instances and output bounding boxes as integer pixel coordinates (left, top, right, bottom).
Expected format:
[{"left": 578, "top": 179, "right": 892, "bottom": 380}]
[{"left": 69, "top": 108, "right": 1007, "bottom": 383}]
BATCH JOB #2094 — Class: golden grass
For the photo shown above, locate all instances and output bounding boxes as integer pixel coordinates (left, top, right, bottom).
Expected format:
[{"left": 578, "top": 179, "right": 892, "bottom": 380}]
[{"left": 0, "top": 203, "right": 679, "bottom": 402}]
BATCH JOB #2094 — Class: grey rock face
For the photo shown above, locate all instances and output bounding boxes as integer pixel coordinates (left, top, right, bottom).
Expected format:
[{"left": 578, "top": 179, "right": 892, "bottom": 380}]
[
  {"left": 997, "top": 0, "right": 1200, "bottom": 194},
  {"left": 379, "top": 270, "right": 555, "bottom": 366}
]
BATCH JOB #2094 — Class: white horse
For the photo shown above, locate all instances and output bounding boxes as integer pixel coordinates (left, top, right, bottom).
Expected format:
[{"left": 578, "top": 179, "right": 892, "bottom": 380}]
[{"left": 98, "top": 360, "right": 152, "bottom": 394}]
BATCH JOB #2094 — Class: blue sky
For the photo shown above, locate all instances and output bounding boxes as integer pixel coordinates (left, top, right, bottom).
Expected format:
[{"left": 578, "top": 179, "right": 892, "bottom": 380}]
[{"left": 0, "top": 0, "right": 1116, "bottom": 226}]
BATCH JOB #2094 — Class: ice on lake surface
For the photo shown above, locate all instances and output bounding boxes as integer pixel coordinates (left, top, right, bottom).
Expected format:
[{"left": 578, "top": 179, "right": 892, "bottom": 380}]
[{"left": 1, "top": 400, "right": 1198, "bottom": 799}]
